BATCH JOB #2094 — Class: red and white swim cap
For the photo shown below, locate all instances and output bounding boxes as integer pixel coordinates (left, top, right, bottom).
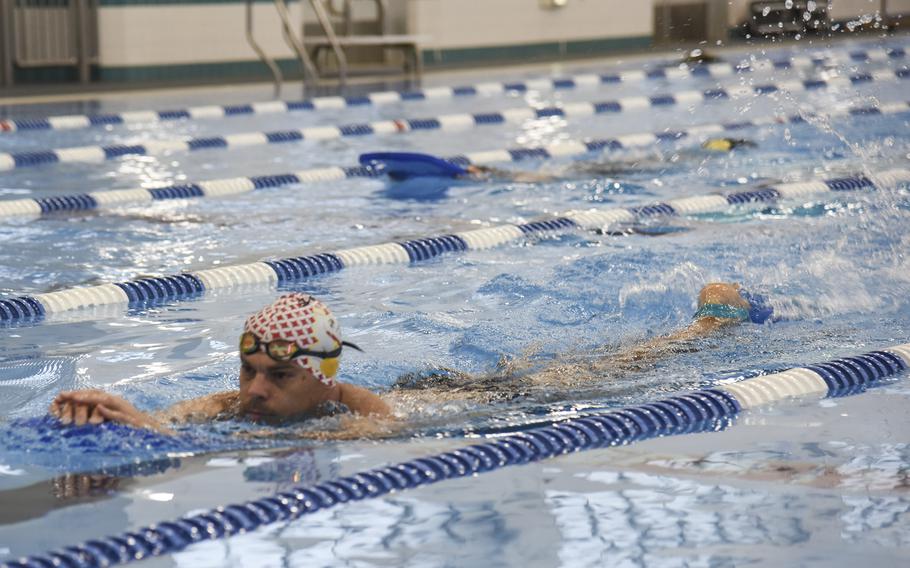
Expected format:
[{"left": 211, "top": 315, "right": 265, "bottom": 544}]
[{"left": 243, "top": 293, "right": 345, "bottom": 387}]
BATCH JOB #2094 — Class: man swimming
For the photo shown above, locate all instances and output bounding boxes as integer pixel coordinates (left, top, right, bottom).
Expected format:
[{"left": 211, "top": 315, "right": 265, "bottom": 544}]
[
  {"left": 361, "top": 138, "right": 757, "bottom": 194},
  {"left": 50, "top": 293, "right": 391, "bottom": 433},
  {"left": 49, "top": 283, "right": 772, "bottom": 434}
]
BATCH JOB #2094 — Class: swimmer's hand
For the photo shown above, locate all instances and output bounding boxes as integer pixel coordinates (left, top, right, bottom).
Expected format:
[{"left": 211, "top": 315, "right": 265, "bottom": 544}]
[{"left": 49, "top": 390, "right": 171, "bottom": 433}]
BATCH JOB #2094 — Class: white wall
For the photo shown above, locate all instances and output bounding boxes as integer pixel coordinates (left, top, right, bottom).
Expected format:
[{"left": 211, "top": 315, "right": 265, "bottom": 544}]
[
  {"left": 93, "top": 0, "right": 908, "bottom": 73},
  {"left": 98, "top": 4, "right": 305, "bottom": 67},
  {"left": 97, "top": 0, "right": 653, "bottom": 69},
  {"left": 407, "top": 0, "right": 653, "bottom": 50}
]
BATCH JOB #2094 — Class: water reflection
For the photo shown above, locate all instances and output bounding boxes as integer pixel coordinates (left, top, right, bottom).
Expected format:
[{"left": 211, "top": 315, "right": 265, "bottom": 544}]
[{"left": 0, "top": 456, "right": 179, "bottom": 525}]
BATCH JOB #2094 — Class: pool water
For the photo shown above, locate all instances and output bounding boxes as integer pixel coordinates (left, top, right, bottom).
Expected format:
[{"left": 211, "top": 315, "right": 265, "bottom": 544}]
[{"left": 1, "top": 37, "right": 910, "bottom": 566}]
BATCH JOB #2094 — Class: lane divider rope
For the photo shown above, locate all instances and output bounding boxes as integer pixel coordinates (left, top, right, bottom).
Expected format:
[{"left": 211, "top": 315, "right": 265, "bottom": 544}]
[
  {"left": 0, "top": 44, "right": 905, "bottom": 134},
  {"left": 1, "top": 68, "right": 907, "bottom": 172},
  {"left": 1, "top": 100, "right": 907, "bottom": 222},
  {"left": 3, "top": 343, "right": 907, "bottom": 568},
  {"left": 2, "top": 167, "right": 907, "bottom": 323}
]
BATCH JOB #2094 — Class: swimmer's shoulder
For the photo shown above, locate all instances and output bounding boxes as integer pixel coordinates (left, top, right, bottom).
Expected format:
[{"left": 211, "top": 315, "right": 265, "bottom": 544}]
[
  {"left": 156, "top": 390, "right": 241, "bottom": 424},
  {"left": 338, "top": 382, "right": 393, "bottom": 418}
]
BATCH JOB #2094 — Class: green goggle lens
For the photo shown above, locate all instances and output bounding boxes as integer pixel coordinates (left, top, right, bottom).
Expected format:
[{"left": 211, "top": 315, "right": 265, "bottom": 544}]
[{"left": 239, "top": 332, "right": 258, "bottom": 354}]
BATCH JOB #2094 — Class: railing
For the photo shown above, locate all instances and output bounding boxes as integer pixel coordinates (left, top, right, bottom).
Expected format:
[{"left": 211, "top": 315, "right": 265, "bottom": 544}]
[
  {"left": 0, "top": 0, "right": 97, "bottom": 87},
  {"left": 245, "top": 0, "right": 332, "bottom": 97},
  {"left": 246, "top": 0, "right": 419, "bottom": 94},
  {"left": 245, "top": 0, "right": 284, "bottom": 98},
  {"left": 304, "top": 0, "right": 422, "bottom": 82},
  {"left": 308, "top": 0, "right": 348, "bottom": 84},
  {"left": 324, "top": 0, "right": 389, "bottom": 37},
  {"left": 274, "top": 0, "right": 320, "bottom": 90}
]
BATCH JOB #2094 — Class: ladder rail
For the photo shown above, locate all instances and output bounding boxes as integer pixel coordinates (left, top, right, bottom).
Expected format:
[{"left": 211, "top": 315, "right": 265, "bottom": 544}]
[
  {"left": 274, "top": 0, "right": 320, "bottom": 88},
  {"left": 245, "top": 0, "right": 283, "bottom": 97},
  {"left": 308, "top": 0, "right": 348, "bottom": 85}
]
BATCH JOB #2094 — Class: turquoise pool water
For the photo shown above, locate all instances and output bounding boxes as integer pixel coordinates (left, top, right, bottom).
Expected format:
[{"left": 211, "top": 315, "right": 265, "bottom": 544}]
[{"left": 1, "top": 37, "right": 910, "bottom": 566}]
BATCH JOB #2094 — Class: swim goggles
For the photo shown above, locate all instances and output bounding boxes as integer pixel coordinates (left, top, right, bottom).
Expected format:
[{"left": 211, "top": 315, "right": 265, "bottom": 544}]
[
  {"left": 693, "top": 288, "right": 775, "bottom": 324},
  {"left": 239, "top": 331, "right": 362, "bottom": 362},
  {"left": 693, "top": 303, "right": 750, "bottom": 322}
]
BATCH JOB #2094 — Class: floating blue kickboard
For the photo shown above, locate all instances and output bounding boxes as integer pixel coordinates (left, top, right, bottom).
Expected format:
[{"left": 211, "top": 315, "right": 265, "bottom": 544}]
[{"left": 360, "top": 152, "right": 469, "bottom": 180}]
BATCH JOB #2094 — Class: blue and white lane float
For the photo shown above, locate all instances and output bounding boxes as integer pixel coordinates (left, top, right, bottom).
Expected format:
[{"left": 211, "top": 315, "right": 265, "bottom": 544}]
[
  {"left": 1, "top": 167, "right": 907, "bottom": 324},
  {"left": 2, "top": 68, "right": 908, "bottom": 173},
  {"left": 2, "top": 343, "right": 907, "bottom": 568},
  {"left": 0, "top": 44, "right": 906, "bottom": 134},
  {"left": 1, "top": 100, "right": 908, "bottom": 221}
]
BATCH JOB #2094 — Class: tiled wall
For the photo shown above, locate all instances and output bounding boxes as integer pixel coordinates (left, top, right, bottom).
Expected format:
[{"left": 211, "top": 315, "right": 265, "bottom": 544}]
[
  {"left": 407, "top": 0, "right": 652, "bottom": 50},
  {"left": 89, "top": 0, "right": 908, "bottom": 83}
]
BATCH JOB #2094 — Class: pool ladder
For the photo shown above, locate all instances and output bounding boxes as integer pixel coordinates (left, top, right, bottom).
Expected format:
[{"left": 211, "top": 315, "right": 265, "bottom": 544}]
[
  {"left": 246, "top": 0, "right": 325, "bottom": 97},
  {"left": 246, "top": 0, "right": 421, "bottom": 98},
  {"left": 243, "top": 0, "right": 360, "bottom": 96}
]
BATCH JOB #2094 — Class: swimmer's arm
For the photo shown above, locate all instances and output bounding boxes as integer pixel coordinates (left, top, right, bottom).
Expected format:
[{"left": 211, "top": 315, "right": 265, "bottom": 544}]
[
  {"left": 611, "top": 283, "right": 749, "bottom": 367},
  {"left": 50, "top": 390, "right": 171, "bottom": 433},
  {"left": 608, "top": 316, "right": 737, "bottom": 368},
  {"left": 665, "top": 315, "right": 737, "bottom": 341},
  {"left": 153, "top": 391, "right": 240, "bottom": 424},
  {"left": 465, "top": 165, "right": 555, "bottom": 183},
  {"left": 338, "top": 383, "right": 393, "bottom": 418},
  {"left": 50, "top": 390, "right": 238, "bottom": 433},
  {"left": 509, "top": 171, "right": 557, "bottom": 183}
]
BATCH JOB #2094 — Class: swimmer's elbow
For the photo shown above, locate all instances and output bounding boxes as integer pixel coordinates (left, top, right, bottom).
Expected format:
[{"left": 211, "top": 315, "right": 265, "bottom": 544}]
[
  {"left": 359, "top": 396, "right": 394, "bottom": 419},
  {"left": 339, "top": 384, "right": 394, "bottom": 419}
]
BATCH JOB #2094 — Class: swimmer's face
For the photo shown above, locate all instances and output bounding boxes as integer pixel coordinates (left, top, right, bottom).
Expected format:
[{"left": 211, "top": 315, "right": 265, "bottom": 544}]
[{"left": 239, "top": 351, "right": 330, "bottom": 423}]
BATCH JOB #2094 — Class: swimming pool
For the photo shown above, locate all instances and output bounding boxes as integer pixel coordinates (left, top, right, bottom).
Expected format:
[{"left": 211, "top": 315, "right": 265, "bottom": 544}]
[{"left": 1, "top": 35, "right": 910, "bottom": 566}]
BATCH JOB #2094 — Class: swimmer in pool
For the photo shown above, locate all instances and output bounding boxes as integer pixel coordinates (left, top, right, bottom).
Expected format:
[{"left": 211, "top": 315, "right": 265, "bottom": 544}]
[
  {"left": 391, "top": 282, "right": 773, "bottom": 404},
  {"left": 50, "top": 293, "right": 391, "bottom": 434},
  {"left": 49, "top": 283, "right": 772, "bottom": 436},
  {"left": 363, "top": 137, "right": 757, "bottom": 191}
]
